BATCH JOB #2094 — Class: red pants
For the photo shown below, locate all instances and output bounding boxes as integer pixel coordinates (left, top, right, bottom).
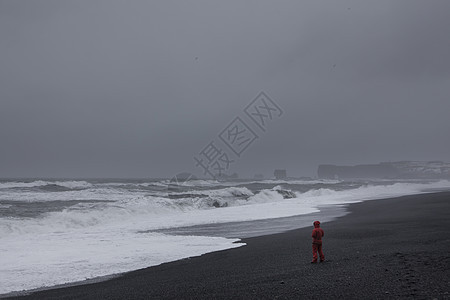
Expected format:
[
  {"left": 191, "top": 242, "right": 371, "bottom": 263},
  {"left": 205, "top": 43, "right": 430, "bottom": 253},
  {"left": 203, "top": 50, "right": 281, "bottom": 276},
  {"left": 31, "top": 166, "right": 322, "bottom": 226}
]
[{"left": 312, "top": 243, "right": 324, "bottom": 262}]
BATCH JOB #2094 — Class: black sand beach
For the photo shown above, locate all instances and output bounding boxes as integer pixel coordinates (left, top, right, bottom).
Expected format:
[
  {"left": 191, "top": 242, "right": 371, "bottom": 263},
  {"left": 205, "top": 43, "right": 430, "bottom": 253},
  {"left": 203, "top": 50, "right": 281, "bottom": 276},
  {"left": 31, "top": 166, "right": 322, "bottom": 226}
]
[{"left": 7, "top": 192, "right": 450, "bottom": 299}]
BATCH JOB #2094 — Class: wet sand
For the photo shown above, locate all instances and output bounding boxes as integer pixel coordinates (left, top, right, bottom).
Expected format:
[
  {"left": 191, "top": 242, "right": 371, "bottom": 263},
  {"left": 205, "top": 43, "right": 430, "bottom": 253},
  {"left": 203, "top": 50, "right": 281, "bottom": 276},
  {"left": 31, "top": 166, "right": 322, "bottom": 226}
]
[{"left": 7, "top": 192, "right": 450, "bottom": 299}]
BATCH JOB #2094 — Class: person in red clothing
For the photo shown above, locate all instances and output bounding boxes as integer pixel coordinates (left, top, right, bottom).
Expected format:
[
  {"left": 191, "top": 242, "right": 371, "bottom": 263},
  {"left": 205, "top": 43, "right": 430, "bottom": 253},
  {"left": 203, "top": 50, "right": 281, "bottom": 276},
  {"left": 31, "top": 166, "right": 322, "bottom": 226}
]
[{"left": 311, "top": 220, "right": 325, "bottom": 263}]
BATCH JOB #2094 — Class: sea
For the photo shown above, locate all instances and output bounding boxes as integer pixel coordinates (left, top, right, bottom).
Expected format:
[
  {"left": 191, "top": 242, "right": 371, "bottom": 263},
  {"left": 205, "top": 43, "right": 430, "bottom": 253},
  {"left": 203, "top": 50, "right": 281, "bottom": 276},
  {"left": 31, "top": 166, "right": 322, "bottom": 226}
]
[{"left": 1, "top": 177, "right": 450, "bottom": 295}]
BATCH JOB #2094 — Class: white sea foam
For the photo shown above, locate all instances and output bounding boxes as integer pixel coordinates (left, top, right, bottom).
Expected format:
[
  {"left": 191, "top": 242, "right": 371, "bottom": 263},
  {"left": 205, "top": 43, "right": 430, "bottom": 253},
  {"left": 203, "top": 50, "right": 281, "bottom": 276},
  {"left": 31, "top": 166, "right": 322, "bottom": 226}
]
[
  {"left": 297, "top": 180, "right": 450, "bottom": 209},
  {"left": 0, "top": 230, "right": 243, "bottom": 294}
]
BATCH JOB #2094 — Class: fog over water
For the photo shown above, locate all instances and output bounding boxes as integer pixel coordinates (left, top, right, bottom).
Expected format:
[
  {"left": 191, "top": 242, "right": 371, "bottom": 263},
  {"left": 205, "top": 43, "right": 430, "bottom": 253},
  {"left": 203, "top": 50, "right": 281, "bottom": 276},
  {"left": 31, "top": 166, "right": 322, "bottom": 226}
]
[{"left": 1, "top": 1, "right": 449, "bottom": 178}]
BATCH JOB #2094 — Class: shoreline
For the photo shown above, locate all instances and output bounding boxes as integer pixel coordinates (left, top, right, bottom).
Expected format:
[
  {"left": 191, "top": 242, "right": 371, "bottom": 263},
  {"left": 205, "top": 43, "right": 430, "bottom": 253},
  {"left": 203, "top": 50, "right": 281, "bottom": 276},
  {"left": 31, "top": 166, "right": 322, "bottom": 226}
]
[
  {"left": 1, "top": 204, "right": 349, "bottom": 298},
  {"left": 151, "top": 204, "right": 349, "bottom": 238},
  {"left": 5, "top": 191, "right": 450, "bottom": 299}
]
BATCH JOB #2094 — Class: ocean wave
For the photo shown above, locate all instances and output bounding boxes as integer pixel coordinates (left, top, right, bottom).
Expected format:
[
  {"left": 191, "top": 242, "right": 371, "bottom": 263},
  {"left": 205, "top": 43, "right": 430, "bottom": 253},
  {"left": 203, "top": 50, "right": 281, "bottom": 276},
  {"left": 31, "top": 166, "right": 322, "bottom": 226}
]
[
  {"left": 168, "top": 186, "right": 253, "bottom": 198},
  {"left": 2, "top": 180, "right": 450, "bottom": 235},
  {"left": 0, "top": 185, "right": 298, "bottom": 236},
  {"left": 98, "top": 181, "right": 169, "bottom": 188},
  {"left": 0, "top": 180, "right": 92, "bottom": 190},
  {"left": 251, "top": 179, "right": 341, "bottom": 185},
  {"left": 165, "top": 186, "right": 298, "bottom": 208},
  {"left": 158, "top": 178, "right": 221, "bottom": 187},
  {"left": 272, "top": 185, "right": 297, "bottom": 198}
]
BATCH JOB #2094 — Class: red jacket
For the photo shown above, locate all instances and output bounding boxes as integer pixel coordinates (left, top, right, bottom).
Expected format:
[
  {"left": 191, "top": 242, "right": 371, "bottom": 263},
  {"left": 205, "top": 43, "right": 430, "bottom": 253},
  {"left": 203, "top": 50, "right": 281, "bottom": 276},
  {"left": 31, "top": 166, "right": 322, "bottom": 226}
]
[{"left": 312, "top": 221, "right": 324, "bottom": 244}]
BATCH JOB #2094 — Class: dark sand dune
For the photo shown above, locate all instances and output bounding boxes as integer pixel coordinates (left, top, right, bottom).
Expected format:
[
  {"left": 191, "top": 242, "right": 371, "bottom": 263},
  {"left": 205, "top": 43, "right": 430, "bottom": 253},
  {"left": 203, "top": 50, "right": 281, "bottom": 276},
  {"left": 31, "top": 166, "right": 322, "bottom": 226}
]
[{"left": 8, "top": 192, "right": 450, "bottom": 299}]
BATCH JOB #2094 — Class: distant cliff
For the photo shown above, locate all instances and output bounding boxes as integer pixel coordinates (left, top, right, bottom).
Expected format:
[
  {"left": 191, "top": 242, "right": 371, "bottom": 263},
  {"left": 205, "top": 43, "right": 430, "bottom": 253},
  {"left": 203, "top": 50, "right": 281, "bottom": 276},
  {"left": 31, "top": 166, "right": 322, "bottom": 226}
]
[{"left": 318, "top": 161, "right": 450, "bottom": 179}]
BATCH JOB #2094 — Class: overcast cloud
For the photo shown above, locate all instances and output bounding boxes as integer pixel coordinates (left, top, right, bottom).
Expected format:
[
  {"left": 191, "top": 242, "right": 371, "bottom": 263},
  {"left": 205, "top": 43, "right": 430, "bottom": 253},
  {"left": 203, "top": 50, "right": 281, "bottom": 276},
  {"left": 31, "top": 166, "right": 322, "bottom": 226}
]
[{"left": 1, "top": 0, "right": 449, "bottom": 178}]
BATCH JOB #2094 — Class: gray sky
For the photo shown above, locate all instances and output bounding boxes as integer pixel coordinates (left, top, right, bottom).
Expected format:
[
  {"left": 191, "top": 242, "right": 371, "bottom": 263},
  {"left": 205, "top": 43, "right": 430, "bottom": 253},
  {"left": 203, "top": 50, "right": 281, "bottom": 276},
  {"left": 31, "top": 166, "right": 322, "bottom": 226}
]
[{"left": 1, "top": 0, "right": 449, "bottom": 178}]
